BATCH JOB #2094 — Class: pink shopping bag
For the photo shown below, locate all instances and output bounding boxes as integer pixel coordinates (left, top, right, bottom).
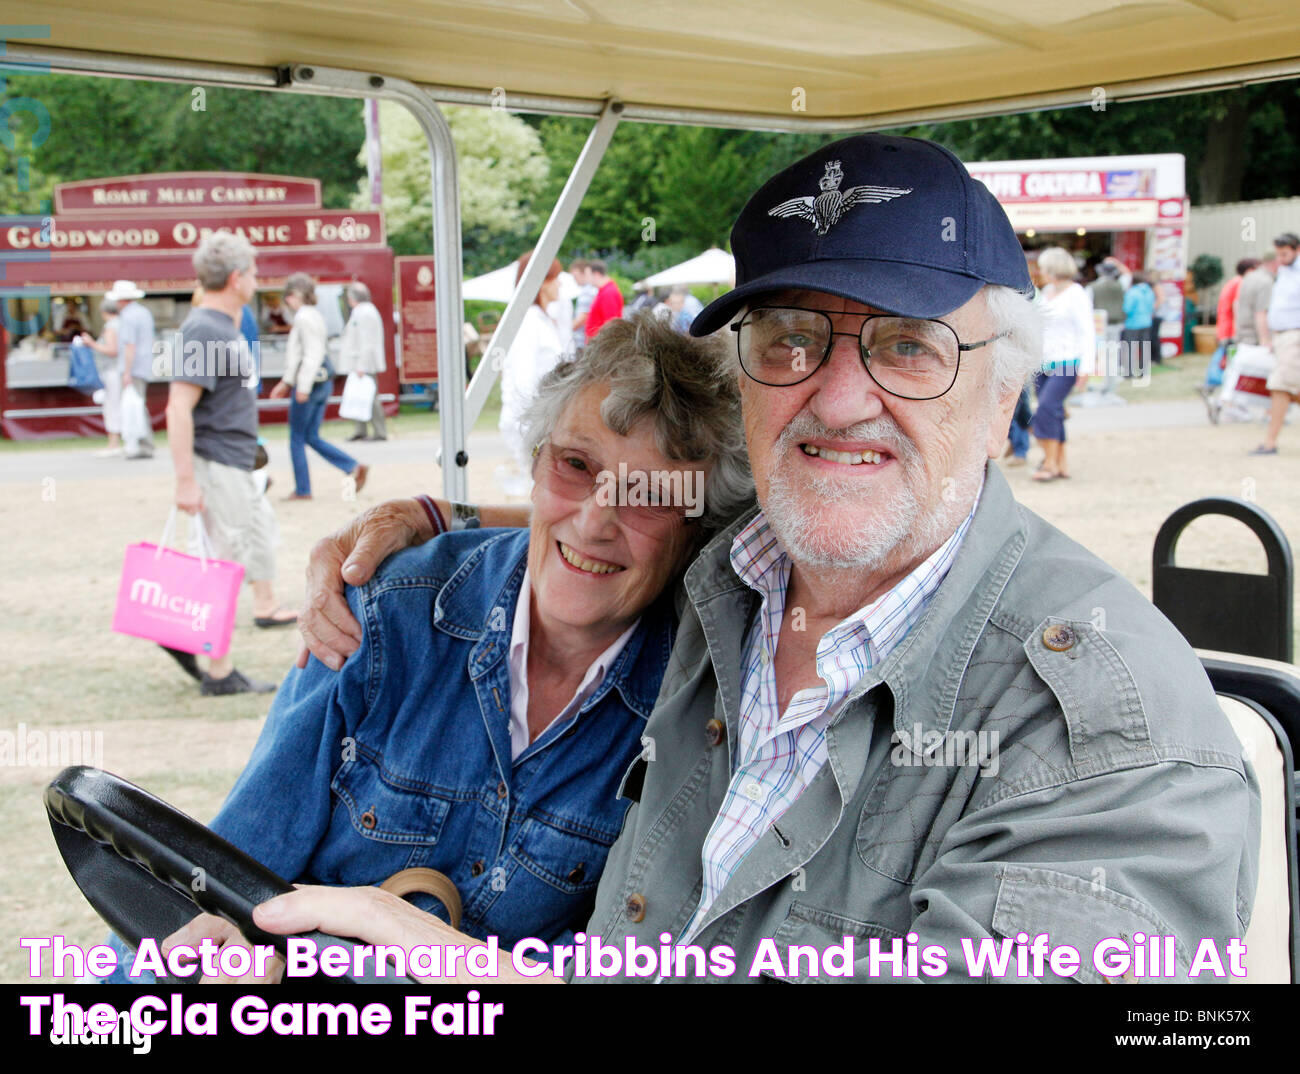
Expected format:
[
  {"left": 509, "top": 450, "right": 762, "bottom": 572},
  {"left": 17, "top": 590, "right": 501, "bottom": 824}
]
[{"left": 112, "top": 511, "right": 244, "bottom": 658}]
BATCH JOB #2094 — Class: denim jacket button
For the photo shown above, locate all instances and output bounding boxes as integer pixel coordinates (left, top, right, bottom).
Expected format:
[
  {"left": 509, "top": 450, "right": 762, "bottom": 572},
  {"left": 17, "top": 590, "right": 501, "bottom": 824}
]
[
  {"left": 496, "top": 781, "right": 507, "bottom": 799},
  {"left": 360, "top": 808, "right": 377, "bottom": 830},
  {"left": 624, "top": 893, "right": 646, "bottom": 922},
  {"left": 705, "top": 718, "right": 726, "bottom": 747},
  {"left": 567, "top": 862, "right": 586, "bottom": 884},
  {"left": 470, "top": 860, "right": 485, "bottom": 877},
  {"left": 1042, "top": 624, "right": 1076, "bottom": 651}
]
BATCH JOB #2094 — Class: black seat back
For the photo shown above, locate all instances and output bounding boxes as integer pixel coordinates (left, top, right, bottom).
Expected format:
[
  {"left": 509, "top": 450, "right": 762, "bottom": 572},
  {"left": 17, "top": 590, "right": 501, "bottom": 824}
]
[{"left": 1153, "top": 497, "right": 1293, "bottom": 662}]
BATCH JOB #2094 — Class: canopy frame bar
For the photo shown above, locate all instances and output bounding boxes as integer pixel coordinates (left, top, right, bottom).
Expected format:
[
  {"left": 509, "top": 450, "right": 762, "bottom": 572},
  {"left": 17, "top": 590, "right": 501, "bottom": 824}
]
[
  {"left": 8, "top": 43, "right": 1300, "bottom": 132},
  {"left": 463, "top": 100, "right": 623, "bottom": 436}
]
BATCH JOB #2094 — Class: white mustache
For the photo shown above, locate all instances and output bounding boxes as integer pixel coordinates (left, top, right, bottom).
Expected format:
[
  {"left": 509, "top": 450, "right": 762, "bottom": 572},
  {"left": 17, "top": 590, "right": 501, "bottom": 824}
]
[{"left": 776, "top": 414, "right": 921, "bottom": 467}]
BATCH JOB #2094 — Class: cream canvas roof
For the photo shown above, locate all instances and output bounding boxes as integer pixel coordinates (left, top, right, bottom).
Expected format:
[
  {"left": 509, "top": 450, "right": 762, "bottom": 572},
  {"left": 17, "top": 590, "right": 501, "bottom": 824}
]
[{"left": 25, "top": 0, "right": 1300, "bottom": 125}]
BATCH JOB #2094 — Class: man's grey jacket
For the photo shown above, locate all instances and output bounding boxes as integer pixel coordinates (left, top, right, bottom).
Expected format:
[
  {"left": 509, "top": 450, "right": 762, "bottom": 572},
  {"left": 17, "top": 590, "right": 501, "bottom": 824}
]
[{"left": 578, "top": 463, "right": 1260, "bottom": 983}]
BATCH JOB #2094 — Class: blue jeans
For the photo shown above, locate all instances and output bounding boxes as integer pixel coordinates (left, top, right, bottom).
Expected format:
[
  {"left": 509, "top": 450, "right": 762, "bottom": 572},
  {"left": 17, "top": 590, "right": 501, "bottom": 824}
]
[
  {"left": 289, "top": 378, "right": 357, "bottom": 496},
  {"left": 1008, "top": 418, "right": 1030, "bottom": 458}
]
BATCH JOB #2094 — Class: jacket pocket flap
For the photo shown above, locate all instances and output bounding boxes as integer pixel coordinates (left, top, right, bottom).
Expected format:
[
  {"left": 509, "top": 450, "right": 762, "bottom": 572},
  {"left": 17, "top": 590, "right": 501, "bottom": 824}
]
[
  {"left": 991, "top": 864, "right": 1190, "bottom": 983},
  {"left": 332, "top": 756, "right": 451, "bottom": 846}
]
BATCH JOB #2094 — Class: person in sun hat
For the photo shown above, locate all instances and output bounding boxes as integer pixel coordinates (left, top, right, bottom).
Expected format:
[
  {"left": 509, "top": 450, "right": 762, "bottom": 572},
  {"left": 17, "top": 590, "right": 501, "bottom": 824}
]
[{"left": 105, "top": 278, "right": 156, "bottom": 459}]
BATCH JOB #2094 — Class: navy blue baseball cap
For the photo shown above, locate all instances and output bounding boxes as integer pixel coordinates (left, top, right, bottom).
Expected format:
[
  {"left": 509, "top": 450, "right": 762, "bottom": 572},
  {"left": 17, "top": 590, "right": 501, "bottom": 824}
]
[{"left": 691, "top": 133, "right": 1033, "bottom": 336}]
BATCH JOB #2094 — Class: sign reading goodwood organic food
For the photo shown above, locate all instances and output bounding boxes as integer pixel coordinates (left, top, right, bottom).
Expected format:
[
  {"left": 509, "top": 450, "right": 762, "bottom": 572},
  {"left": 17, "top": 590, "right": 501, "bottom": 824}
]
[{"left": 2, "top": 212, "right": 386, "bottom": 253}]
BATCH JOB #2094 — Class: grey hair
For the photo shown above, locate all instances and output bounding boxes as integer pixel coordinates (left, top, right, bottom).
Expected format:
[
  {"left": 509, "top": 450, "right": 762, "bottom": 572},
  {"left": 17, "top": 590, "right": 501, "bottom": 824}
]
[
  {"left": 100, "top": 298, "right": 119, "bottom": 316},
  {"left": 284, "top": 272, "right": 317, "bottom": 304},
  {"left": 980, "top": 284, "right": 1043, "bottom": 397},
  {"left": 192, "top": 232, "right": 255, "bottom": 291},
  {"left": 347, "top": 281, "right": 371, "bottom": 303},
  {"left": 521, "top": 310, "right": 754, "bottom": 535}
]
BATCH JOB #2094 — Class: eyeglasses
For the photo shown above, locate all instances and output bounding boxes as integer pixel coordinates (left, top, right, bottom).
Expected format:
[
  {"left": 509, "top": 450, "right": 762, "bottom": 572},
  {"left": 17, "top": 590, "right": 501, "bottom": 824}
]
[
  {"left": 531, "top": 441, "right": 698, "bottom": 535},
  {"left": 731, "top": 306, "right": 1006, "bottom": 400}
]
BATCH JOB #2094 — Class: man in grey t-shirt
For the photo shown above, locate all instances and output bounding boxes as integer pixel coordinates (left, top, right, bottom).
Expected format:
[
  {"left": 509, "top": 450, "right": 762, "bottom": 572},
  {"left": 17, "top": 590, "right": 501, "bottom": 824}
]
[
  {"left": 165, "top": 233, "right": 295, "bottom": 696},
  {"left": 1235, "top": 253, "right": 1276, "bottom": 347}
]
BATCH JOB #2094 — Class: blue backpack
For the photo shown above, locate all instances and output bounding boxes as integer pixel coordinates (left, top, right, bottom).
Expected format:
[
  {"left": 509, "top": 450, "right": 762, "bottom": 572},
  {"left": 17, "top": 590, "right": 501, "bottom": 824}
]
[{"left": 68, "top": 342, "right": 105, "bottom": 394}]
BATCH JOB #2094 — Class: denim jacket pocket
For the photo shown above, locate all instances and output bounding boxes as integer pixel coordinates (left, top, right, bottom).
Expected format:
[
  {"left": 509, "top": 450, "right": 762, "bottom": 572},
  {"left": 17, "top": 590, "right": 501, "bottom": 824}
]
[
  {"left": 327, "top": 755, "right": 451, "bottom": 879},
  {"left": 510, "top": 816, "right": 614, "bottom": 895},
  {"left": 991, "top": 864, "right": 1191, "bottom": 983}
]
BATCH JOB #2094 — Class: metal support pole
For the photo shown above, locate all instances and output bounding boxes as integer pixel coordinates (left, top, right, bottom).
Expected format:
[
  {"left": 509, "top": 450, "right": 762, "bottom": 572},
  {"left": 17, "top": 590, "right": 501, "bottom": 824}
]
[
  {"left": 286, "top": 65, "right": 470, "bottom": 500},
  {"left": 464, "top": 99, "right": 623, "bottom": 432}
]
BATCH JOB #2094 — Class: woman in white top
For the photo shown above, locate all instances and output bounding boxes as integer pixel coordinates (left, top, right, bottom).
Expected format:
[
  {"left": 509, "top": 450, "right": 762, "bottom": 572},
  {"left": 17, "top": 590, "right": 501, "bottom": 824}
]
[
  {"left": 499, "top": 252, "right": 564, "bottom": 492},
  {"left": 1030, "top": 247, "right": 1094, "bottom": 482},
  {"left": 270, "top": 273, "right": 367, "bottom": 499}
]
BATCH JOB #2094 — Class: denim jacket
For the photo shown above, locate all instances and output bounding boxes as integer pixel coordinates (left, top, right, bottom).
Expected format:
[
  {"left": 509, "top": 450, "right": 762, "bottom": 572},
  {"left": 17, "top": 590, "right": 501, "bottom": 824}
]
[
  {"left": 209, "top": 528, "right": 676, "bottom": 949},
  {"left": 580, "top": 464, "right": 1260, "bottom": 983}
]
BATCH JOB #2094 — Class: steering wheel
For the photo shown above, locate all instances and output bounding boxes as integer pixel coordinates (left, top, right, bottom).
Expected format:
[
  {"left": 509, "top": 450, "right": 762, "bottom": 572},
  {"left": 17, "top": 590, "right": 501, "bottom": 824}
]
[{"left": 45, "top": 766, "right": 412, "bottom": 983}]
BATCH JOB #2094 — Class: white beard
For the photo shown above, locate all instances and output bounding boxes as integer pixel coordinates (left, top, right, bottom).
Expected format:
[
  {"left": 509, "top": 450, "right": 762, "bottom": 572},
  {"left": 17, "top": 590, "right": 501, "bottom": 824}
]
[{"left": 762, "top": 413, "right": 985, "bottom": 573}]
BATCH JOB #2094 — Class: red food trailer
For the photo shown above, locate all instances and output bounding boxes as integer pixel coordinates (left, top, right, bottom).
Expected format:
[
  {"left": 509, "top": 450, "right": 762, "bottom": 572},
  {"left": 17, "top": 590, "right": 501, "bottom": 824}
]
[{"left": 0, "top": 172, "right": 397, "bottom": 440}]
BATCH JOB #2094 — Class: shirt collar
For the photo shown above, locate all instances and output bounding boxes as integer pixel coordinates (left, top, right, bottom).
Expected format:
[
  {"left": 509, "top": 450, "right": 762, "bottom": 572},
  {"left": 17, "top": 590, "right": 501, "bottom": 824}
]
[{"left": 687, "top": 463, "right": 1027, "bottom": 740}]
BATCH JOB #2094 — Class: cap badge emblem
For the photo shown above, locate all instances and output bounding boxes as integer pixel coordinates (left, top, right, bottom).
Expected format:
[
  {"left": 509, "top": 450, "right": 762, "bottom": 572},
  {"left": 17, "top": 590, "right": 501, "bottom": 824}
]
[{"left": 768, "top": 160, "right": 912, "bottom": 236}]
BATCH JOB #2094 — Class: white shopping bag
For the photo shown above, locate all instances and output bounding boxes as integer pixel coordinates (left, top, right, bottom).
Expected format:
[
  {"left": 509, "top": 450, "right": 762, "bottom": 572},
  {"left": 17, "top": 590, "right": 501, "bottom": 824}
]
[
  {"left": 121, "top": 383, "right": 151, "bottom": 446},
  {"left": 339, "top": 371, "right": 377, "bottom": 421}
]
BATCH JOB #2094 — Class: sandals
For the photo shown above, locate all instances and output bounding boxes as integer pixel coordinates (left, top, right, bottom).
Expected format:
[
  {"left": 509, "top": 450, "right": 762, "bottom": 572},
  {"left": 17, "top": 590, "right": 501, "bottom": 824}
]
[
  {"left": 1031, "top": 468, "right": 1065, "bottom": 482},
  {"left": 254, "top": 607, "right": 299, "bottom": 629}
]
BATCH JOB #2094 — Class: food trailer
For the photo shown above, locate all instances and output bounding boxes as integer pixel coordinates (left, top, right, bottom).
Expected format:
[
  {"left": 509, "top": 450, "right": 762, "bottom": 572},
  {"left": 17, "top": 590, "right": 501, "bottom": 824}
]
[
  {"left": 0, "top": 171, "right": 397, "bottom": 440},
  {"left": 968, "top": 154, "right": 1190, "bottom": 356}
]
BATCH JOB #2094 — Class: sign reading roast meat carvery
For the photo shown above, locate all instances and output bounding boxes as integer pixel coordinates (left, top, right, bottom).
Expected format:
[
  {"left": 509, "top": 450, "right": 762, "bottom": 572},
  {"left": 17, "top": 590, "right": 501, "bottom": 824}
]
[{"left": 54, "top": 173, "right": 322, "bottom": 214}]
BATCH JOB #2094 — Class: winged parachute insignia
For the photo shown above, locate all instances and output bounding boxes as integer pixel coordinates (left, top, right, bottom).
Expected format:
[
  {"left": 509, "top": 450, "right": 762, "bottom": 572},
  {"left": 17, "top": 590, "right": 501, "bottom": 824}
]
[{"left": 768, "top": 160, "right": 913, "bottom": 235}]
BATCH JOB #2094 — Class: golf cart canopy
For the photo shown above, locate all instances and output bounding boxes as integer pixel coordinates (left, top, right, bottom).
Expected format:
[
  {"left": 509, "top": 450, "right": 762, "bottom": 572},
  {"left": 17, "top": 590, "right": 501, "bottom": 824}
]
[
  {"left": 23, "top": 0, "right": 1300, "bottom": 125},
  {"left": 12, "top": 2, "right": 1300, "bottom": 496}
]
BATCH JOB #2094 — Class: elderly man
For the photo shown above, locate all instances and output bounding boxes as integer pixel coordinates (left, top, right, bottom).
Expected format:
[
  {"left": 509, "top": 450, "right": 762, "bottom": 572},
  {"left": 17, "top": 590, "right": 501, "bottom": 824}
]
[
  {"left": 341, "top": 281, "right": 388, "bottom": 442},
  {"left": 107, "top": 279, "right": 157, "bottom": 459},
  {"left": 165, "top": 233, "right": 295, "bottom": 696},
  {"left": 237, "top": 135, "right": 1259, "bottom": 983}
]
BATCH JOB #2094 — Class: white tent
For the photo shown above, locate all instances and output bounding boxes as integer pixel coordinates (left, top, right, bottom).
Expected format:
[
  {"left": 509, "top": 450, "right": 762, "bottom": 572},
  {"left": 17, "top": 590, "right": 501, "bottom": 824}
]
[
  {"left": 638, "top": 248, "right": 735, "bottom": 290},
  {"left": 463, "top": 264, "right": 580, "bottom": 303}
]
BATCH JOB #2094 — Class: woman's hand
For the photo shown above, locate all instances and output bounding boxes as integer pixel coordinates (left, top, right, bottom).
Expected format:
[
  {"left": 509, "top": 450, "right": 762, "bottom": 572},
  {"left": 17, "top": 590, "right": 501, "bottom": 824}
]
[
  {"left": 252, "top": 886, "right": 562, "bottom": 984},
  {"left": 297, "top": 498, "right": 437, "bottom": 670},
  {"left": 160, "top": 912, "right": 286, "bottom": 984}
]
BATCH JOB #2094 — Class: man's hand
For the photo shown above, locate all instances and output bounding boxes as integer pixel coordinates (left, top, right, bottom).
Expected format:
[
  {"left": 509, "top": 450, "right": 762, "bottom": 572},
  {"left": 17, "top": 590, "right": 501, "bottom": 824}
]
[
  {"left": 161, "top": 911, "right": 286, "bottom": 984},
  {"left": 297, "top": 498, "right": 433, "bottom": 670},
  {"left": 122, "top": 371, "right": 132, "bottom": 389},
  {"left": 269, "top": 381, "right": 291, "bottom": 400},
  {"left": 296, "top": 390, "right": 309, "bottom": 404},
  {"left": 176, "top": 475, "right": 204, "bottom": 515},
  {"left": 253, "top": 886, "right": 561, "bottom": 984}
]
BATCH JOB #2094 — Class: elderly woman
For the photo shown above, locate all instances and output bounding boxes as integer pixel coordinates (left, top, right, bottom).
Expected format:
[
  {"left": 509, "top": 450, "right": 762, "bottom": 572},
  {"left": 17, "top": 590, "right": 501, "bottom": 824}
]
[
  {"left": 133, "top": 313, "right": 752, "bottom": 981},
  {"left": 1030, "top": 246, "right": 1094, "bottom": 482},
  {"left": 269, "top": 272, "right": 367, "bottom": 500}
]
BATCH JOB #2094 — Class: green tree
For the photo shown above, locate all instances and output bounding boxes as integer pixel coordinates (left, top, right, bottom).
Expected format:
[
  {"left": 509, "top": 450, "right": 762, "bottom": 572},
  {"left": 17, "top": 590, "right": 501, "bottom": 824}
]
[
  {"left": 4, "top": 73, "right": 365, "bottom": 211},
  {"left": 352, "top": 100, "right": 550, "bottom": 274}
]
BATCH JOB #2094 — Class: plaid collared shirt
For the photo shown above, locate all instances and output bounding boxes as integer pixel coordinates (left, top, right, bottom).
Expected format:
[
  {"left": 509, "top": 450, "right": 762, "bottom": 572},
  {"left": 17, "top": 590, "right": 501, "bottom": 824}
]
[{"left": 678, "top": 485, "right": 982, "bottom": 944}]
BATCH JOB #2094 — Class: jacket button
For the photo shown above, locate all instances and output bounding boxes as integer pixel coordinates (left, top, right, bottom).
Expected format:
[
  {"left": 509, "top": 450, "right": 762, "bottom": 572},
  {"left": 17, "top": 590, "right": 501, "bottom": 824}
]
[
  {"left": 496, "top": 781, "right": 507, "bottom": 799},
  {"left": 360, "top": 808, "right": 377, "bottom": 830},
  {"left": 470, "top": 860, "right": 485, "bottom": 877},
  {"left": 1042, "top": 624, "right": 1076, "bottom": 651},
  {"left": 624, "top": 893, "right": 646, "bottom": 922},
  {"left": 567, "top": 862, "right": 586, "bottom": 884},
  {"left": 705, "top": 718, "right": 726, "bottom": 747}
]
